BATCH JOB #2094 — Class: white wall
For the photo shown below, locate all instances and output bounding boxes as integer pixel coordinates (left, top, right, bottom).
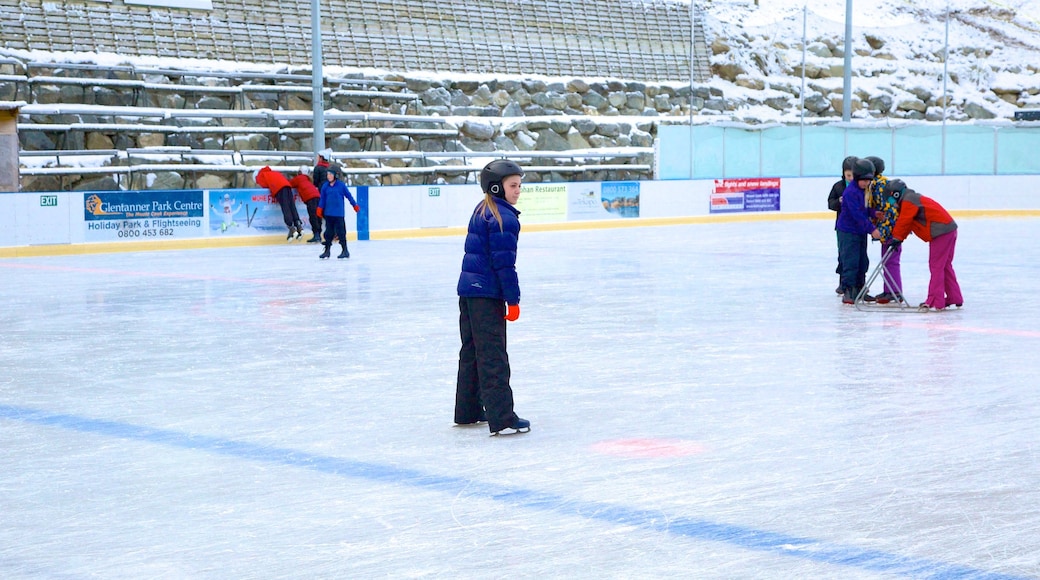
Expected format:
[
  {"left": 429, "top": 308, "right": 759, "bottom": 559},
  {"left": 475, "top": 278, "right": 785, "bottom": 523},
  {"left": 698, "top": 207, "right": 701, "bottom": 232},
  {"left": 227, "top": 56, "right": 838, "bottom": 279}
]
[{"left": 2, "top": 175, "right": 1038, "bottom": 252}]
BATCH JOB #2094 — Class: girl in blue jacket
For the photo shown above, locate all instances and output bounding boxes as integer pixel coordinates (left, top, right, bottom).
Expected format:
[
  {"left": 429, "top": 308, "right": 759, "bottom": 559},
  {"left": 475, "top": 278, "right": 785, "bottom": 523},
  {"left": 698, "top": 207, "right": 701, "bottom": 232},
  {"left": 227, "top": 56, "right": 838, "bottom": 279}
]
[{"left": 455, "top": 160, "right": 530, "bottom": 436}]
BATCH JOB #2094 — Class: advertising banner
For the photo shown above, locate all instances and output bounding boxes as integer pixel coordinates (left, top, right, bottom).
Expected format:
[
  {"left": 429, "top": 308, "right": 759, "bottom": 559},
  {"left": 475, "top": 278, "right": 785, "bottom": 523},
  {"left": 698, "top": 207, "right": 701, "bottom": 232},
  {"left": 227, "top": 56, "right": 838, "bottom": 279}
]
[
  {"left": 208, "top": 189, "right": 307, "bottom": 236},
  {"left": 599, "top": 182, "right": 640, "bottom": 218},
  {"left": 567, "top": 182, "right": 640, "bottom": 220},
  {"left": 83, "top": 190, "right": 206, "bottom": 242},
  {"left": 710, "top": 178, "right": 781, "bottom": 213},
  {"left": 514, "top": 183, "right": 568, "bottom": 224}
]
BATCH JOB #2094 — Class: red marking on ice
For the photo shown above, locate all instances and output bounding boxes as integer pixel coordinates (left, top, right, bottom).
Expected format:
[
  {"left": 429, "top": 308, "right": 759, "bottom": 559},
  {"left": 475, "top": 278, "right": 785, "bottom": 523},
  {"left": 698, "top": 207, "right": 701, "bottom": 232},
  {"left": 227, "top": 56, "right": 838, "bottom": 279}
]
[
  {"left": 591, "top": 438, "right": 706, "bottom": 459},
  {"left": 872, "top": 320, "right": 1040, "bottom": 338}
]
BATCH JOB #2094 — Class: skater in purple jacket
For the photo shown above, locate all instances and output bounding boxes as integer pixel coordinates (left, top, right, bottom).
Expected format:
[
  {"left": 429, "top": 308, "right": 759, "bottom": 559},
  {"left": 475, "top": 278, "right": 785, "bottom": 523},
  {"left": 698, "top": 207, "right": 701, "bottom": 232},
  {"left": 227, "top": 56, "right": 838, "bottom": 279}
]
[{"left": 835, "top": 158, "right": 881, "bottom": 304}]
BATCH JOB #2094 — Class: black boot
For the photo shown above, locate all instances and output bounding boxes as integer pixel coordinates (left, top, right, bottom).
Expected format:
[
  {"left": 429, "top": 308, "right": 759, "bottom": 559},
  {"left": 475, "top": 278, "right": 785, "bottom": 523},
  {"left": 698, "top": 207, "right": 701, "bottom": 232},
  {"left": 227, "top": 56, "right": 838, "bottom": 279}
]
[
  {"left": 319, "top": 243, "right": 331, "bottom": 259},
  {"left": 307, "top": 230, "right": 321, "bottom": 243},
  {"left": 337, "top": 243, "right": 350, "bottom": 259}
]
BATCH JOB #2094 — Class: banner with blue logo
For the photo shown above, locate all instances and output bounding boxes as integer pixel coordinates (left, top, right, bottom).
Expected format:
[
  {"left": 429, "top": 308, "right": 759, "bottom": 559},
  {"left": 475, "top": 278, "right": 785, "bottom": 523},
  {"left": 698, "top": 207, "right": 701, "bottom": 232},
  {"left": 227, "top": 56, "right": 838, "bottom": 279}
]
[{"left": 83, "top": 190, "right": 206, "bottom": 242}]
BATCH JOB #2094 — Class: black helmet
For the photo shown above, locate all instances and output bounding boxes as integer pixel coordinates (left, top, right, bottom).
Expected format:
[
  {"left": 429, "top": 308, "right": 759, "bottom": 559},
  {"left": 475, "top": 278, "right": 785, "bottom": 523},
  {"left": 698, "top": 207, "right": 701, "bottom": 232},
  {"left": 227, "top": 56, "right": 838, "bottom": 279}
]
[
  {"left": 879, "top": 178, "right": 906, "bottom": 202},
  {"left": 864, "top": 156, "right": 886, "bottom": 176},
  {"left": 841, "top": 156, "right": 858, "bottom": 173},
  {"left": 852, "top": 158, "right": 876, "bottom": 181},
  {"left": 480, "top": 159, "right": 524, "bottom": 197},
  {"left": 328, "top": 164, "right": 342, "bottom": 179}
]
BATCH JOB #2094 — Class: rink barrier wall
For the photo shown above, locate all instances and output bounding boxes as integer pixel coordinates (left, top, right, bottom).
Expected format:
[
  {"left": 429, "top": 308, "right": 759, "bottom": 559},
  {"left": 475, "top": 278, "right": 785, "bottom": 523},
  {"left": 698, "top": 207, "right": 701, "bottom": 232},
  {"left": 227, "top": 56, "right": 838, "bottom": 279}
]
[{"left": 2, "top": 175, "right": 1039, "bottom": 257}]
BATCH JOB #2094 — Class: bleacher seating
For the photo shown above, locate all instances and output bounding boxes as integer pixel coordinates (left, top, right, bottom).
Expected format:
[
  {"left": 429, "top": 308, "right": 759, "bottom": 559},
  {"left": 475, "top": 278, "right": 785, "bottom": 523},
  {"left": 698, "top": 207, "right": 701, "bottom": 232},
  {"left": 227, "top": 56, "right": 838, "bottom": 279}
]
[
  {"left": 1, "top": 0, "right": 711, "bottom": 83},
  {"left": 3, "top": 0, "right": 684, "bottom": 191}
]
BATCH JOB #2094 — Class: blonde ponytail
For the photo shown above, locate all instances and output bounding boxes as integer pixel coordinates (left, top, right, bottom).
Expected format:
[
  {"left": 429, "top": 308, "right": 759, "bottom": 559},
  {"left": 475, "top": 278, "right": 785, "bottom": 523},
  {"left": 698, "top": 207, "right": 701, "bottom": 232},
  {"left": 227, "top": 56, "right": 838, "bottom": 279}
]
[{"left": 477, "top": 193, "right": 505, "bottom": 232}]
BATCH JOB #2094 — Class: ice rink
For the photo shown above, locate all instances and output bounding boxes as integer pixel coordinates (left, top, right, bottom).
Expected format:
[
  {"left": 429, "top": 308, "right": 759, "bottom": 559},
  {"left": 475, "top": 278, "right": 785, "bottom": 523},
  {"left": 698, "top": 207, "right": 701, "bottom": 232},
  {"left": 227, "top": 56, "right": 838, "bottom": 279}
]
[{"left": 2, "top": 216, "right": 1039, "bottom": 579}]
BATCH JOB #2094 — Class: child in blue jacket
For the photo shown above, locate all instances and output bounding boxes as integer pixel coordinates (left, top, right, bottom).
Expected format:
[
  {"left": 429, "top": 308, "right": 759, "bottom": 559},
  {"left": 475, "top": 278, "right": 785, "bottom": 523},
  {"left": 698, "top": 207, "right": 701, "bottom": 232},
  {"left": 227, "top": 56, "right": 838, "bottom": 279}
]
[
  {"left": 454, "top": 160, "right": 530, "bottom": 436},
  {"left": 316, "top": 165, "right": 359, "bottom": 260}
]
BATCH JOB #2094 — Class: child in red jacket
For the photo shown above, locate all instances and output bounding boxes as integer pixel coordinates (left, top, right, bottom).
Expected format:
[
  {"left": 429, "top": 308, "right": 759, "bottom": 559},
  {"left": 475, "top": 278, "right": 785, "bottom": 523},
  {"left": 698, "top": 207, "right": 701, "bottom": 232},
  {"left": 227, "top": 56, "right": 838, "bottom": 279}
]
[
  {"left": 255, "top": 166, "right": 303, "bottom": 240},
  {"left": 290, "top": 167, "right": 322, "bottom": 243},
  {"left": 878, "top": 180, "right": 963, "bottom": 311}
]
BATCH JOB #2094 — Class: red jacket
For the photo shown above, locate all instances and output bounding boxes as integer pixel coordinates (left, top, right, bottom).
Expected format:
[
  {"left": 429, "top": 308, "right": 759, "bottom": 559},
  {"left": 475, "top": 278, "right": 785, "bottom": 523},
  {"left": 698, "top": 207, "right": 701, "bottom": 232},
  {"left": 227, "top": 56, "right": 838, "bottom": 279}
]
[
  {"left": 255, "top": 166, "right": 292, "bottom": 197},
  {"left": 891, "top": 189, "right": 957, "bottom": 243},
  {"left": 290, "top": 174, "right": 320, "bottom": 202}
]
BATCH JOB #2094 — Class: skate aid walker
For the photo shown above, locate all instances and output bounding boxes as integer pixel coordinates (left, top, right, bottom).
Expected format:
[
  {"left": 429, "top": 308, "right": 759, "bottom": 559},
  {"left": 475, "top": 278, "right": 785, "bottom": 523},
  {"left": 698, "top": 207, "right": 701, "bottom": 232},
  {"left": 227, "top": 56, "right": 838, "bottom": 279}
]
[{"left": 854, "top": 244, "right": 910, "bottom": 312}]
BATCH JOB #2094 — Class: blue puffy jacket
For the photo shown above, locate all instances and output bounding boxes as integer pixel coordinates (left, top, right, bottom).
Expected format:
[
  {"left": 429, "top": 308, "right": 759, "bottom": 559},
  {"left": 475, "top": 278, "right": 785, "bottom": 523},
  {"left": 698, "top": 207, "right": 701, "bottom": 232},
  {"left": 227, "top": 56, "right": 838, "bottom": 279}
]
[
  {"left": 457, "top": 197, "right": 521, "bottom": 304},
  {"left": 318, "top": 180, "right": 358, "bottom": 217}
]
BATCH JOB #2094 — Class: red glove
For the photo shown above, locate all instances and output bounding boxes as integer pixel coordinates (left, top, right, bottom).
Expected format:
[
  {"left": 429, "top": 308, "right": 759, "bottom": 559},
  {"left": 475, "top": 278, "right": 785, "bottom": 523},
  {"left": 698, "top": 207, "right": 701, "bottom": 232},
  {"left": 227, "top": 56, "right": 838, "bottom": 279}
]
[
  {"left": 316, "top": 207, "right": 323, "bottom": 218},
  {"left": 353, "top": 204, "right": 360, "bottom": 213},
  {"left": 505, "top": 303, "right": 520, "bottom": 322}
]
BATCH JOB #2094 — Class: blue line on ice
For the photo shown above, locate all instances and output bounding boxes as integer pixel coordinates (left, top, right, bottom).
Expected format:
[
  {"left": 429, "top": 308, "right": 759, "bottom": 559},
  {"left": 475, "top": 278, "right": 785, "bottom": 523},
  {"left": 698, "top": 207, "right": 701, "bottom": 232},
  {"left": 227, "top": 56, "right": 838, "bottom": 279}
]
[{"left": 1, "top": 403, "right": 1027, "bottom": 580}]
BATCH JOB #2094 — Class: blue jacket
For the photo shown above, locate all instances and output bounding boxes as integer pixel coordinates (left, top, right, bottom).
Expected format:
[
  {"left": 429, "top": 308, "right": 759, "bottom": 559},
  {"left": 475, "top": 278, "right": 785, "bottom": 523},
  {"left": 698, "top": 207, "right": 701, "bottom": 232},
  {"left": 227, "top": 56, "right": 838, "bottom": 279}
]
[
  {"left": 457, "top": 197, "right": 521, "bottom": 304},
  {"left": 318, "top": 180, "right": 358, "bottom": 217},
  {"left": 835, "top": 181, "right": 875, "bottom": 235}
]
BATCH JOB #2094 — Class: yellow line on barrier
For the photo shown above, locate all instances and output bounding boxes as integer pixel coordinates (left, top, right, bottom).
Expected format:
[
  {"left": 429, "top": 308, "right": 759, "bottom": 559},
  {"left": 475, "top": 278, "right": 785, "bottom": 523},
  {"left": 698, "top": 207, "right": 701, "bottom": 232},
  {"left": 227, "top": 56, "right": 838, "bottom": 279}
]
[{"left": 2, "top": 210, "right": 1038, "bottom": 257}]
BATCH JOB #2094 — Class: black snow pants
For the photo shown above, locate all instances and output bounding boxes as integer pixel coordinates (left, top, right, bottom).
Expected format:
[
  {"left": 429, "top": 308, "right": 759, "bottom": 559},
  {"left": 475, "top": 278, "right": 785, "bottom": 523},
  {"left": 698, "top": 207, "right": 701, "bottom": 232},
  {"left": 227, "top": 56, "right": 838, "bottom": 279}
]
[{"left": 455, "top": 296, "right": 518, "bottom": 432}]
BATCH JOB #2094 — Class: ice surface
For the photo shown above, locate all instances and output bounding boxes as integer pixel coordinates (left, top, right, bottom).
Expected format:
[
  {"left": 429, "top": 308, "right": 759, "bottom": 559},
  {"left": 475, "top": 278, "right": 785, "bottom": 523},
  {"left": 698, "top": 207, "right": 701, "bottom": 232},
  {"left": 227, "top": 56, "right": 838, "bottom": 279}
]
[{"left": 2, "top": 217, "right": 1039, "bottom": 579}]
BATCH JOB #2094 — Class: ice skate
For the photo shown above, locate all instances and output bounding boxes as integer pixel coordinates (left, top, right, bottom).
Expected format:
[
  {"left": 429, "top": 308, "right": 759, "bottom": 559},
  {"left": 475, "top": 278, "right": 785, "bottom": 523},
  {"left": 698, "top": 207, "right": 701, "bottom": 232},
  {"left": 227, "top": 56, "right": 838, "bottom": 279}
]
[
  {"left": 490, "top": 417, "right": 530, "bottom": 436},
  {"left": 337, "top": 246, "right": 350, "bottom": 259},
  {"left": 319, "top": 244, "right": 331, "bottom": 259},
  {"left": 875, "top": 292, "right": 904, "bottom": 304}
]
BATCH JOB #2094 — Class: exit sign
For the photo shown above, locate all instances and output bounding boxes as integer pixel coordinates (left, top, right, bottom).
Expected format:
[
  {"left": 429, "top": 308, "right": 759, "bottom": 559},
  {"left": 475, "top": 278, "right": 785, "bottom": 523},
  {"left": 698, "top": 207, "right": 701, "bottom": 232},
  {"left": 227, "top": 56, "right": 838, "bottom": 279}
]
[
  {"left": 40, "top": 195, "right": 58, "bottom": 206},
  {"left": 428, "top": 187, "right": 440, "bottom": 197}
]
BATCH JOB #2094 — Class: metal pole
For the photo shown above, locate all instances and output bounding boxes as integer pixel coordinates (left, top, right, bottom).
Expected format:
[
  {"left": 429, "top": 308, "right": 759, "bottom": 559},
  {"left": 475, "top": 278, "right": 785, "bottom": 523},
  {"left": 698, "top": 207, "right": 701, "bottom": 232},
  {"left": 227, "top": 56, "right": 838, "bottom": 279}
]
[
  {"left": 842, "top": 0, "right": 853, "bottom": 122},
  {"left": 941, "top": 0, "right": 950, "bottom": 174},
  {"left": 689, "top": 0, "right": 695, "bottom": 179},
  {"left": 311, "top": 0, "right": 325, "bottom": 156},
  {"left": 800, "top": 3, "right": 807, "bottom": 176}
]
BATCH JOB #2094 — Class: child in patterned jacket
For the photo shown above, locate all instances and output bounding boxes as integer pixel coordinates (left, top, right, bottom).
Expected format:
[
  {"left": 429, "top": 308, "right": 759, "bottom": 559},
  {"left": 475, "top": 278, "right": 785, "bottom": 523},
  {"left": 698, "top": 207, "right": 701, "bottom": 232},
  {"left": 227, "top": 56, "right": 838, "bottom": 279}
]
[{"left": 864, "top": 156, "right": 903, "bottom": 304}]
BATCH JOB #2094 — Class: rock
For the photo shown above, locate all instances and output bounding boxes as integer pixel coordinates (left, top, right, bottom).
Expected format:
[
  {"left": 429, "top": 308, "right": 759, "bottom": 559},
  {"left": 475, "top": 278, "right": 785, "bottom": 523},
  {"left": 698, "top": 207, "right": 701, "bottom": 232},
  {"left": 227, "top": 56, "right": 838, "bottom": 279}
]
[
  {"left": 868, "top": 94, "right": 894, "bottom": 113},
  {"left": 582, "top": 91, "right": 608, "bottom": 110},
  {"left": 513, "top": 130, "right": 537, "bottom": 151},
  {"left": 548, "top": 119, "right": 571, "bottom": 134},
  {"left": 460, "top": 135, "right": 495, "bottom": 152},
  {"left": 714, "top": 62, "right": 747, "bottom": 82},
  {"left": 625, "top": 92, "right": 646, "bottom": 110},
  {"left": 896, "top": 98, "right": 928, "bottom": 113},
  {"left": 492, "top": 89, "right": 512, "bottom": 107},
  {"left": 964, "top": 102, "right": 997, "bottom": 119},
  {"left": 73, "top": 176, "right": 120, "bottom": 191},
  {"left": 86, "top": 132, "right": 114, "bottom": 150},
  {"left": 493, "top": 135, "right": 518, "bottom": 151},
  {"left": 565, "top": 127, "right": 590, "bottom": 149},
  {"left": 807, "top": 42, "right": 832, "bottom": 58},
  {"left": 460, "top": 120, "right": 496, "bottom": 140},
  {"left": 499, "top": 101, "right": 524, "bottom": 117},
  {"left": 196, "top": 95, "right": 230, "bottom": 110},
  {"left": 566, "top": 79, "right": 589, "bottom": 94},
  {"left": 804, "top": 93, "right": 831, "bottom": 114},
  {"left": 144, "top": 171, "right": 185, "bottom": 190},
  {"left": 137, "top": 132, "right": 165, "bottom": 148},
  {"left": 534, "top": 129, "right": 570, "bottom": 151},
  {"left": 196, "top": 173, "right": 232, "bottom": 189},
  {"left": 421, "top": 87, "right": 451, "bottom": 107}
]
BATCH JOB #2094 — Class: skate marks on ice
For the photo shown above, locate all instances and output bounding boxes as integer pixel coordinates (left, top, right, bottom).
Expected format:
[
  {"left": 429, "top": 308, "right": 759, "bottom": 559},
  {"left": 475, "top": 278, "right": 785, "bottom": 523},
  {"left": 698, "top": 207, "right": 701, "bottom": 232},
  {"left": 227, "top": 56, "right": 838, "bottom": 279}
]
[{"left": 0, "top": 403, "right": 1028, "bottom": 580}]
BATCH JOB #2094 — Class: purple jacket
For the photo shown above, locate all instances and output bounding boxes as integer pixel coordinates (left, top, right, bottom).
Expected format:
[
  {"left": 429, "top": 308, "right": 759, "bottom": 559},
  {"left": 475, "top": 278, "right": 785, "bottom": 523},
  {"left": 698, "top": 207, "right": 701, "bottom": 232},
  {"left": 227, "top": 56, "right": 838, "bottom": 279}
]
[{"left": 835, "top": 181, "right": 874, "bottom": 235}]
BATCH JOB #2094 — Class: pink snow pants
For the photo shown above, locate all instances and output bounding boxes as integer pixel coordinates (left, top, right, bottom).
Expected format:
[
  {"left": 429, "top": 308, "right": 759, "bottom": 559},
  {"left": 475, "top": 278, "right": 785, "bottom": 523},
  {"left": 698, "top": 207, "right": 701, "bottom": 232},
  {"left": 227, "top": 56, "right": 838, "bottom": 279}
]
[{"left": 925, "top": 229, "right": 963, "bottom": 309}]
